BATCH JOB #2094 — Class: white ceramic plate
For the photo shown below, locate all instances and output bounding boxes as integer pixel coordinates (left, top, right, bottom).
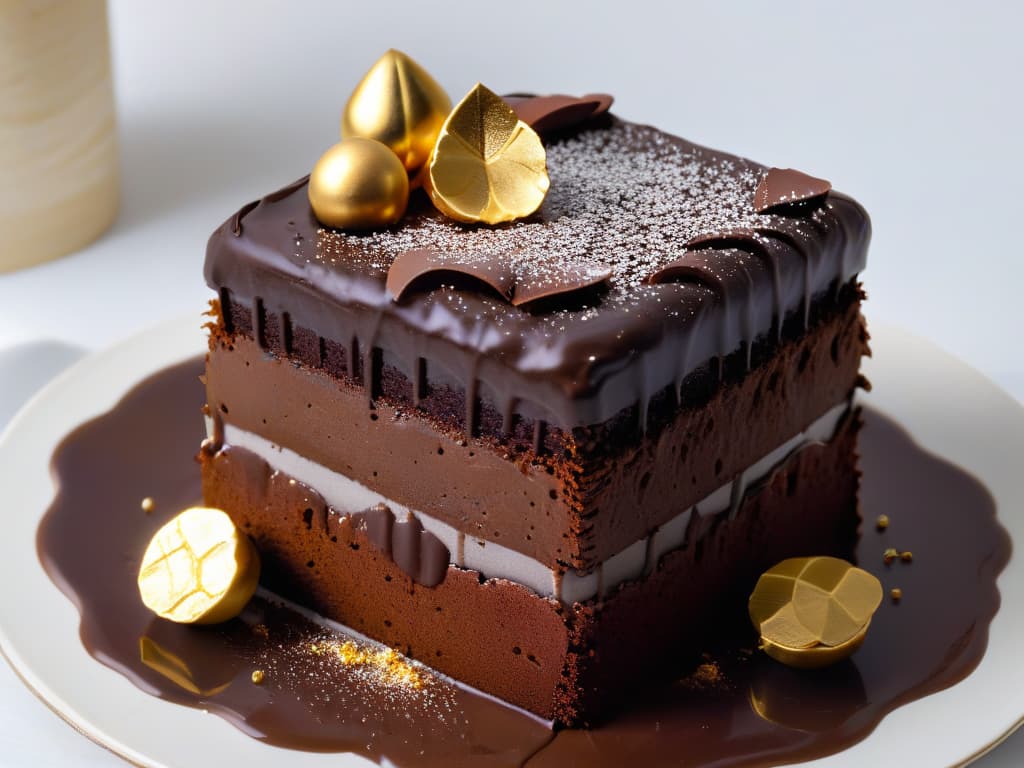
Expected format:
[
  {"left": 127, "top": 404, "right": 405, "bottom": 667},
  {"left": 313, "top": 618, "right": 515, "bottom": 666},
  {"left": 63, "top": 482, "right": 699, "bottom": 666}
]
[{"left": 0, "top": 317, "right": 1021, "bottom": 768}]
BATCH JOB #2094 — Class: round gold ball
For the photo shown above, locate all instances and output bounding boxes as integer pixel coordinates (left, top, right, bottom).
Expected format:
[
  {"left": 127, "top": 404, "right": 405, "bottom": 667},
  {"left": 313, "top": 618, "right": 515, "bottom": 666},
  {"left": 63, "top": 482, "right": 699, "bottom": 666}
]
[{"left": 308, "top": 138, "right": 409, "bottom": 230}]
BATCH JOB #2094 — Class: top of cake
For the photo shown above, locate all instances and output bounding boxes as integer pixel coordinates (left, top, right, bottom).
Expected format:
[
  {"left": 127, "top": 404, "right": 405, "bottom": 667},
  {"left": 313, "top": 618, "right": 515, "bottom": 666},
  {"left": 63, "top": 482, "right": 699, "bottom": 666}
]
[{"left": 206, "top": 108, "right": 870, "bottom": 429}]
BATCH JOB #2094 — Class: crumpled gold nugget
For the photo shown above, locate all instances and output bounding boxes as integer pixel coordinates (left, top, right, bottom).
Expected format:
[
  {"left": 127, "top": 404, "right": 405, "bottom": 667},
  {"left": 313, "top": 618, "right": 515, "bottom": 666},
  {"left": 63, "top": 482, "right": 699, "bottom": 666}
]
[
  {"left": 748, "top": 556, "right": 882, "bottom": 669},
  {"left": 137, "top": 506, "right": 260, "bottom": 624}
]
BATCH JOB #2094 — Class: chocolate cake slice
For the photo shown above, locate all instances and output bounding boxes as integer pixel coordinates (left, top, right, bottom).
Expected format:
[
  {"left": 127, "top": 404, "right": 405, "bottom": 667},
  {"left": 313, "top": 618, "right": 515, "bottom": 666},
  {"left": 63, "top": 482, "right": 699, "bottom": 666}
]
[{"left": 200, "top": 107, "right": 870, "bottom": 725}]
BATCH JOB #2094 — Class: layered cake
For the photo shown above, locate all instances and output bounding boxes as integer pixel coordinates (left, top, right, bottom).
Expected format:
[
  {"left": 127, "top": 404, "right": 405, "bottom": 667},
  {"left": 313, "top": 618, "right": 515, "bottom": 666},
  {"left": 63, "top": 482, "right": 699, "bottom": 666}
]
[{"left": 199, "top": 76, "right": 870, "bottom": 724}]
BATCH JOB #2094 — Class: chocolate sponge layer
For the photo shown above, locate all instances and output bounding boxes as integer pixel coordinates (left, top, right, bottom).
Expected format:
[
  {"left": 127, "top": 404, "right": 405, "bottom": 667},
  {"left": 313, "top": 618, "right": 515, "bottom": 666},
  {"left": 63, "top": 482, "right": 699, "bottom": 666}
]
[
  {"left": 205, "top": 285, "right": 866, "bottom": 571},
  {"left": 201, "top": 413, "right": 860, "bottom": 724}
]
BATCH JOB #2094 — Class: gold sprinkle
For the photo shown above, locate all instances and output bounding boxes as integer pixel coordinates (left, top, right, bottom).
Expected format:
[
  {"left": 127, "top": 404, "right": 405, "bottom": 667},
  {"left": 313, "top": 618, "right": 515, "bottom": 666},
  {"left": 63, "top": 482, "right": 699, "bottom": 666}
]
[
  {"left": 251, "top": 669, "right": 265, "bottom": 685},
  {"left": 330, "top": 639, "right": 424, "bottom": 689},
  {"left": 252, "top": 623, "right": 269, "bottom": 639},
  {"left": 875, "top": 514, "right": 889, "bottom": 531},
  {"left": 900, "top": 551, "right": 914, "bottom": 563},
  {"left": 883, "top": 547, "right": 899, "bottom": 565},
  {"left": 678, "top": 661, "right": 723, "bottom": 691},
  {"left": 141, "top": 497, "right": 155, "bottom": 514},
  {"left": 891, "top": 588, "right": 903, "bottom": 602}
]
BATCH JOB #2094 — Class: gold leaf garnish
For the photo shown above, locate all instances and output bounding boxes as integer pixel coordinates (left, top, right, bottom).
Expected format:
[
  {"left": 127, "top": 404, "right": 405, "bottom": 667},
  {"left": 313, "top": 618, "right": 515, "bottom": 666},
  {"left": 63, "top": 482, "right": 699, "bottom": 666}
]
[
  {"left": 748, "top": 556, "right": 882, "bottom": 669},
  {"left": 342, "top": 49, "right": 451, "bottom": 172},
  {"left": 137, "top": 506, "right": 260, "bottom": 625},
  {"left": 426, "top": 83, "right": 549, "bottom": 224}
]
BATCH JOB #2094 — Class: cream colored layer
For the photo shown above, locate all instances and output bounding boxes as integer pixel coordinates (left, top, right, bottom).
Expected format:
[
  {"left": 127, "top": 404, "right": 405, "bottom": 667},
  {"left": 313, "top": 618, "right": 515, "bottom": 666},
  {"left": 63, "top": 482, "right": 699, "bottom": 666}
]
[{"left": 217, "top": 403, "right": 847, "bottom": 604}]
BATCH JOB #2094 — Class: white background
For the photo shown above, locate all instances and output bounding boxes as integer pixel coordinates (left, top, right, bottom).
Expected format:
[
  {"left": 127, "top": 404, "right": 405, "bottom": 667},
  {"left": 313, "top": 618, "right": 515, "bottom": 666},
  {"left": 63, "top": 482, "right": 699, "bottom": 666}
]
[{"left": 0, "top": 1, "right": 1021, "bottom": 765}]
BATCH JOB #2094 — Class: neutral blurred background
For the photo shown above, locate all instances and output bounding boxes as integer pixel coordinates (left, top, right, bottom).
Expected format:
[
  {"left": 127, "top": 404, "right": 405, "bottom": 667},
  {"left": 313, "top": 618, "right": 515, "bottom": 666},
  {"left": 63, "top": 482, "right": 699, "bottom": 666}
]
[{"left": 0, "top": 0, "right": 1021, "bottom": 764}]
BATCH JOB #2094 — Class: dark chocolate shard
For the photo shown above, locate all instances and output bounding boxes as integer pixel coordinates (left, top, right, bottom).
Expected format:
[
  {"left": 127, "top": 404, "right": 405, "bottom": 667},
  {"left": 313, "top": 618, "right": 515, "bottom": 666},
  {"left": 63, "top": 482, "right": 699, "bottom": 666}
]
[
  {"left": 754, "top": 168, "right": 831, "bottom": 213},
  {"left": 646, "top": 254, "right": 726, "bottom": 294},
  {"left": 387, "top": 249, "right": 516, "bottom": 303},
  {"left": 265, "top": 175, "right": 312, "bottom": 204},
  {"left": 504, "top": 93, "right": 614, "bottom": 136},
  {"left": 511, "top": 260, "right": 613, "bottom": 307},
  {"left": 352, "top": 503, "right": 450, "bottom": 587},
  {"left": 388, "top": 248, "right": 612, "bottom": 309},
  {"left": 686, "top": 228, "right": 762, "bottom": 250},
  {"left": 232, "top": 176, "right": 311, "bottom": 236},
  {"left": 230, "top": 200, "right": 260, "bottom": 237}
]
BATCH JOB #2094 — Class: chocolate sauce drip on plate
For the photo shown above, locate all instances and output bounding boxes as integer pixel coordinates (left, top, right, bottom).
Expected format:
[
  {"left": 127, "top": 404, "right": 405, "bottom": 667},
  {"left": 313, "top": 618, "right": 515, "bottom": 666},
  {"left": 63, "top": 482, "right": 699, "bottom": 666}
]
[{"left": 38, "top": 359, "right": 1010, "bottom": 766}]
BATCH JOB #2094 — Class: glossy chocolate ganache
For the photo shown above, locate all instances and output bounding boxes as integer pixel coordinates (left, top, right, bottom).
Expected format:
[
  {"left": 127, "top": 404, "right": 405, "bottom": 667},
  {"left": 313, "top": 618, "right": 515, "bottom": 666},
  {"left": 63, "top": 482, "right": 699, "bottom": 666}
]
[
  {"left": 206, "top": 117, "right": 870, "bottom": 436},
  {"left": 38, "top": 358, "right": 1010, "bottom": 767}
]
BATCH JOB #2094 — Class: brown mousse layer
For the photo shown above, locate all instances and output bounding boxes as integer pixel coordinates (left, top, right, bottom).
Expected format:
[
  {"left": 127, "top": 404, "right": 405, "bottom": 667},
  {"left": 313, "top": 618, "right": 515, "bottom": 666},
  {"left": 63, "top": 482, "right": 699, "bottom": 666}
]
[
  {"left": 205, "top": 286, "right": 867, "bottom": 571},
  {"left": 200, "top": 412, "right": 860, "bottom": 724}
]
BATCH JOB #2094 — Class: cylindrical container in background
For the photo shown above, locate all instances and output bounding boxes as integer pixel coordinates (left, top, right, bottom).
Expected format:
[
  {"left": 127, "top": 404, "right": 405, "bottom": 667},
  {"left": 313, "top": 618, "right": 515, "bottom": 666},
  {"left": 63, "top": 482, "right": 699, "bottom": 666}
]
[{"left": 0, "top": 0, "right": 119, "bottom": 273}]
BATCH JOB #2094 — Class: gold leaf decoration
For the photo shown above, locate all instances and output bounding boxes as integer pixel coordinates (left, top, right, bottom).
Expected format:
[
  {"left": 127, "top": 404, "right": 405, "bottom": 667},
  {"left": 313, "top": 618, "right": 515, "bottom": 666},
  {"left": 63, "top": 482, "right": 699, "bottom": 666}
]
[
  {"left": 748, "top": 556, "right": 882, "bottom": 669},
  {"left": 426, "top": 83, "right": 549, "bottom": 224},
  {"left": 342, "top": 49, "right": 451, "bottom": 172}
]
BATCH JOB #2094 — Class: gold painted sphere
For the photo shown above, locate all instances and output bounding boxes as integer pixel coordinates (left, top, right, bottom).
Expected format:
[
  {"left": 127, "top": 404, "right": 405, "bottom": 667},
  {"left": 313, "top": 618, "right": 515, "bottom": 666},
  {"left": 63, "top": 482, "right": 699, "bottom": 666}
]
[
  {"left": 341, "top": 49, "right": 451, "bottom": 172},
  {"left": 308, "top": 138, "right": 409, "bottom": 230}
]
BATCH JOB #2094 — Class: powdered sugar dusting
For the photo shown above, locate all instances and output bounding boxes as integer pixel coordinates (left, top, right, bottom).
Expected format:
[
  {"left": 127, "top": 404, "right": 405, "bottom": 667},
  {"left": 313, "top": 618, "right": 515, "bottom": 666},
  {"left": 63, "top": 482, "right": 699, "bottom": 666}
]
[{"left": 314, "top": 122, "right": 764, "bottom": 323}]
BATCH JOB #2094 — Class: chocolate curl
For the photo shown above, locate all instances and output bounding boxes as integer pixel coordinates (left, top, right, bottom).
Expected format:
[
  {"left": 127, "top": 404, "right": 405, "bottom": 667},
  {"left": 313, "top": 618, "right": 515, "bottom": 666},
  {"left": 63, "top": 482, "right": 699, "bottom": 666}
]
[
  {"left": 387, "top": 249, "right": 515, "bottom": 303},
  {"left": 754, "top": 168, "right": 831, "bottom": 213},
  {"left": 504, "top": 93, "right": 614, "bottom": 136}
]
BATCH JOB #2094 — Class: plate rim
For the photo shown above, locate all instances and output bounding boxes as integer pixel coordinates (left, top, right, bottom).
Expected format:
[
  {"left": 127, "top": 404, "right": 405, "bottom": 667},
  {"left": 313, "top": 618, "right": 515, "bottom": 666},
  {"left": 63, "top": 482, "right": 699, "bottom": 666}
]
[{"left": 0, "top": 315, "right": 1021, "bottom": 768}]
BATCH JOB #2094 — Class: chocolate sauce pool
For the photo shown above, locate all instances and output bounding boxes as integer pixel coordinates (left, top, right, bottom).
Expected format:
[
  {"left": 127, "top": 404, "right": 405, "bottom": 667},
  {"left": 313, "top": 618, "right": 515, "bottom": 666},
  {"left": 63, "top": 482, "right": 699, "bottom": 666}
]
[{"left": 37, "top": 358, "right": 1011, "bottom": 767}]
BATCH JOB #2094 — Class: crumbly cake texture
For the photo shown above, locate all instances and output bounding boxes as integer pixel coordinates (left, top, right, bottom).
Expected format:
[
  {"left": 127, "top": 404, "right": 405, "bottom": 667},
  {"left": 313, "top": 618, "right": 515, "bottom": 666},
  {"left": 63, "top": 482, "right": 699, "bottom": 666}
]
[
  {"left": 201, "top": 110, "right": 871, "bottom": 724},
  {"left": 201, "top": 405, "right": 861, "bottom": 723}
]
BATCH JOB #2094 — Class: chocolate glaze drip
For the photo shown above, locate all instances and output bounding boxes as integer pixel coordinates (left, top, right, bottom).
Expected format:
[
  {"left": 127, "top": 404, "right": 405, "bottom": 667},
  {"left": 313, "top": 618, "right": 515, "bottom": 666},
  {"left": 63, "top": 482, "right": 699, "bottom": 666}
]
[
  {"left": 207, "top": 119, "right": 871, "bottom": 440},
  {"left": 352, "top": 503, "right": 450, "bottom": 588},
  {"left": 37, "top": 358, "right": 1011, "bottom": 767}
]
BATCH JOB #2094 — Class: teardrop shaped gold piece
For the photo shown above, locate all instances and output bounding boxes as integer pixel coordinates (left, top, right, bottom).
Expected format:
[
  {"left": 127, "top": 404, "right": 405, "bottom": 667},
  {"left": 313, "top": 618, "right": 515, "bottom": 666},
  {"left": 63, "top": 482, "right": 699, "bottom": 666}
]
[{"left": 342, "top": 49, "right": 451, "bottom": 172}]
